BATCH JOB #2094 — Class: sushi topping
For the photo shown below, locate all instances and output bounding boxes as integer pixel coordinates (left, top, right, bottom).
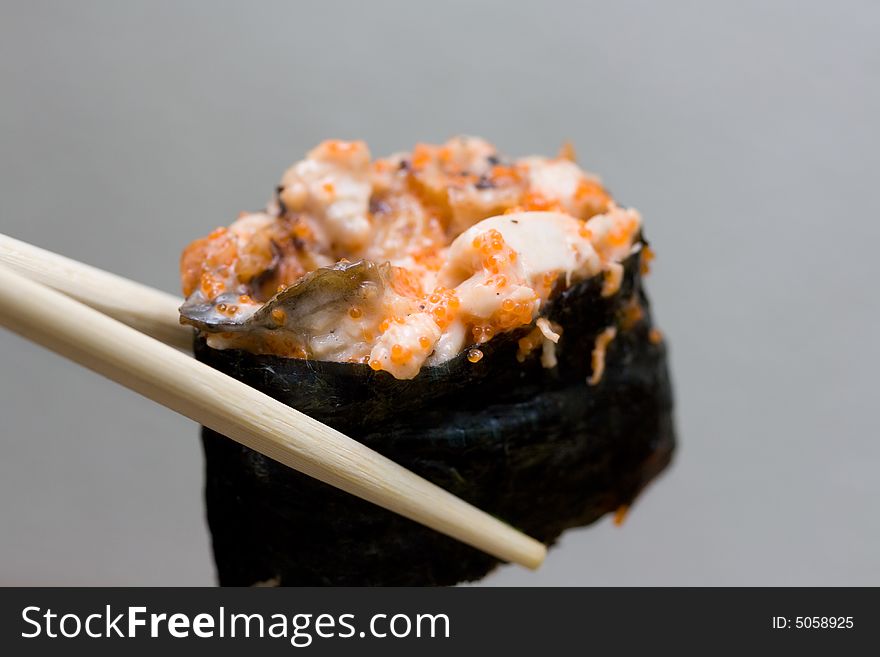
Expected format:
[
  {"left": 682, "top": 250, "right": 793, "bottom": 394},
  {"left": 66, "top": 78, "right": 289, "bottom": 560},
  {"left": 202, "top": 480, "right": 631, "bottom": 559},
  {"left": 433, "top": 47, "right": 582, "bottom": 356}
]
[
  {"left": 613, "top": 505, "right": 630, "bottom": 527},
  {"left": 649, "top": 327, "right": 664, "bottom": 345},
  {"left": 588, "top": 326, "right": 618, "bottom": 386},
  {"left": 180, "top": 137, "right": 645, "bottom": 379},
  {"left": 536, "top": 317, "right": 562, "bottom": 369}
]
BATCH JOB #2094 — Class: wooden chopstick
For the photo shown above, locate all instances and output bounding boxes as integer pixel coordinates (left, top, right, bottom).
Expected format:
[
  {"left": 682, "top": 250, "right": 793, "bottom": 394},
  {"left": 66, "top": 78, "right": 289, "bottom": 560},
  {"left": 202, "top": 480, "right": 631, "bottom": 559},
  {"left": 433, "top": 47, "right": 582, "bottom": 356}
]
[
  {"left": 0, "top": 263, "right": 547, "bottom": 570},
  {"left": 0, "top": 233, "right": 191, "bottom": 350}
]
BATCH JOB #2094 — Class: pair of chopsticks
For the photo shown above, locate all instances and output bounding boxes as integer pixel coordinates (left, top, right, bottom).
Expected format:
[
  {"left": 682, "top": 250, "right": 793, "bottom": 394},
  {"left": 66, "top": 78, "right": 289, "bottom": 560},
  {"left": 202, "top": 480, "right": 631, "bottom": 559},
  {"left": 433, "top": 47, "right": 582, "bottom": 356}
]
[{"left": 0, "top": 233, "right": 546, "bottom": 571}]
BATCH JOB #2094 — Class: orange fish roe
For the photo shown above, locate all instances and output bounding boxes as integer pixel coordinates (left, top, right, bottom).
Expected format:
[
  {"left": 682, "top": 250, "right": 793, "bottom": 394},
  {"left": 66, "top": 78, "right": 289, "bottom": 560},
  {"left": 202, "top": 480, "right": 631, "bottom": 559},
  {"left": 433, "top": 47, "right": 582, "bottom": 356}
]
[
  {"left": 390, "top": 343, "right": 413, "bottom": 365},
  {"left": 516, "top": 326, "right": 544, "bottom": 362},
  {"left": 323, "top": 139, "right": 366, "bottom": 156},
  {"left": 179, "top": 226, "right": 241, "bottom": 297},
  {"left": 537, "top": 271, "right": 559, "bottom": 298},
  {"left": 463, "top": 227, "right": 543, "bottom": 340},
  {"left": 411, "top": 143, "right": 433, "bottom": 170},
  {"left": 519, "top": 192, "right": 565, "bottom": 213},
  {"left": 389, "top": 266, "right": 425, "bottom": 298},
  {"left": 378, "top": 315, "right": 406, "bottom": 331},
  {"left": 640, "top": 245, "right": 655, "bottom": 275},
  {"left": 418, "top": 336, "right": 432, "bottom": 350},
  {"left": 467, "top": 348, "right": 483, "bottom": 363},
  {"left": 292, "top": 221, "right": 313, "bottom": 241},
  {"left": 198, "top": 272, "right": 228, "bottom": 300},
  {"left": 620, "top": 298, "right": 645, "bottom": 330},
  {"left": 411, "top": 246, "right": 445, "bottom": 272},
  {"left": 349, "top": 307, "right": 363, "bottom": 319},
  {"left": 648, "top": 327, "right": 664, "bottom": 345},
  {"left": 271, "top": 308, "right": 287, "bottom": 325},
  {"left": 423, "top": 286, "right": 459, "bottom": 330},
  {"left": 471, "top": 325, "right": 495, "bottom": 343},
  {"left": 369, "top": 359, "right": 383, "bottom": 371},
  {"left": 487, "top": 164, "right": 521, "bottom": 186},
  {"left": 606, "top": 213, "right": 641, "bottom": 250},
  {"left": 487, "top": 295, "right": 537, "bottom": 334},
  {"left": 573, "top": 179, "right": 612, "bottom": 217},
  {"left": 602, "top": 263, "right": 624, "bottom": 298},
  {"left": 472, "top": 228, "right": 520, "bottom": 278},
  {"left": 557, "top": 141, "right": 577, "bottom": 162},
  {"left": 472, "top": 228, "right": 503, "bottom": 253}
]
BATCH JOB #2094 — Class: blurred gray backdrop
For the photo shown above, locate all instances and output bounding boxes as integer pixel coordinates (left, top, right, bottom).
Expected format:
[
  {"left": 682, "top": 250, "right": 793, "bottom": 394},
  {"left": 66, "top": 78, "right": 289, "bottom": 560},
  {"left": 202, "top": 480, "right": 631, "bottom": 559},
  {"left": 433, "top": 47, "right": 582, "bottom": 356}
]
[{"left": 1, "top": 0, "right": 877, "bottom": 585}]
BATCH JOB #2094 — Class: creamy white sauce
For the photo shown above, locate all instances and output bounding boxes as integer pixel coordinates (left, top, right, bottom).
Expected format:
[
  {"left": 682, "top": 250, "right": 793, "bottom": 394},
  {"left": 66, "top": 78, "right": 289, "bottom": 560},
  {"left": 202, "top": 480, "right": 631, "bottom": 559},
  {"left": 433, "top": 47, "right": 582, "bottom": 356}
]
[{"left": 279, "top": 141, "right": 373, "bottom": 251}]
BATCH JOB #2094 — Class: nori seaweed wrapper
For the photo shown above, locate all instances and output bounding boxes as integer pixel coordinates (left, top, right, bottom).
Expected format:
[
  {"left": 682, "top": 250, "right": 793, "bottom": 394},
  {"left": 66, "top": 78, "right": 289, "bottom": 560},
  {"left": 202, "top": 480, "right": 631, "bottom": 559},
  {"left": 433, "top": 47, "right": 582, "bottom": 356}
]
[{"left": 195, "top": 248, "right": 675, "bottom": 586}]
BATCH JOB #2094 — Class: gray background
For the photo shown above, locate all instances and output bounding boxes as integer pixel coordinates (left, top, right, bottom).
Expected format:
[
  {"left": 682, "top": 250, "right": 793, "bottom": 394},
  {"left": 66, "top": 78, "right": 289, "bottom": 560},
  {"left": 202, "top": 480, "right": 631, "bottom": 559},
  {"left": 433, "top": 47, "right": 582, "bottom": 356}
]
[{"left": 1, "top": 0, "right": 877, "bottom": 585}]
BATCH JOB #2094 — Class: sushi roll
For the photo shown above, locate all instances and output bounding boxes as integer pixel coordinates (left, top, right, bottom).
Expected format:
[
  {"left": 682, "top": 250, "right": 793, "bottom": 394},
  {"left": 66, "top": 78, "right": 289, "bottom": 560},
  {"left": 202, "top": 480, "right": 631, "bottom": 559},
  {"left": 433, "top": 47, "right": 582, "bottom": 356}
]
[{"left": 179, "top": 137, "right": 675, "bottom": 586}]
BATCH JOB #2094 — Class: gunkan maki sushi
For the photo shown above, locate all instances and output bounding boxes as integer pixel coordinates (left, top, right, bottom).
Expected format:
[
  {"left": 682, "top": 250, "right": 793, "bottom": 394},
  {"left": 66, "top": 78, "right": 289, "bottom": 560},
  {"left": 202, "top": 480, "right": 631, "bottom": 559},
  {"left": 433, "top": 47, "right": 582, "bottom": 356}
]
[{"left": 179, "top": 137, "right": 675, "bottom": 586}]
